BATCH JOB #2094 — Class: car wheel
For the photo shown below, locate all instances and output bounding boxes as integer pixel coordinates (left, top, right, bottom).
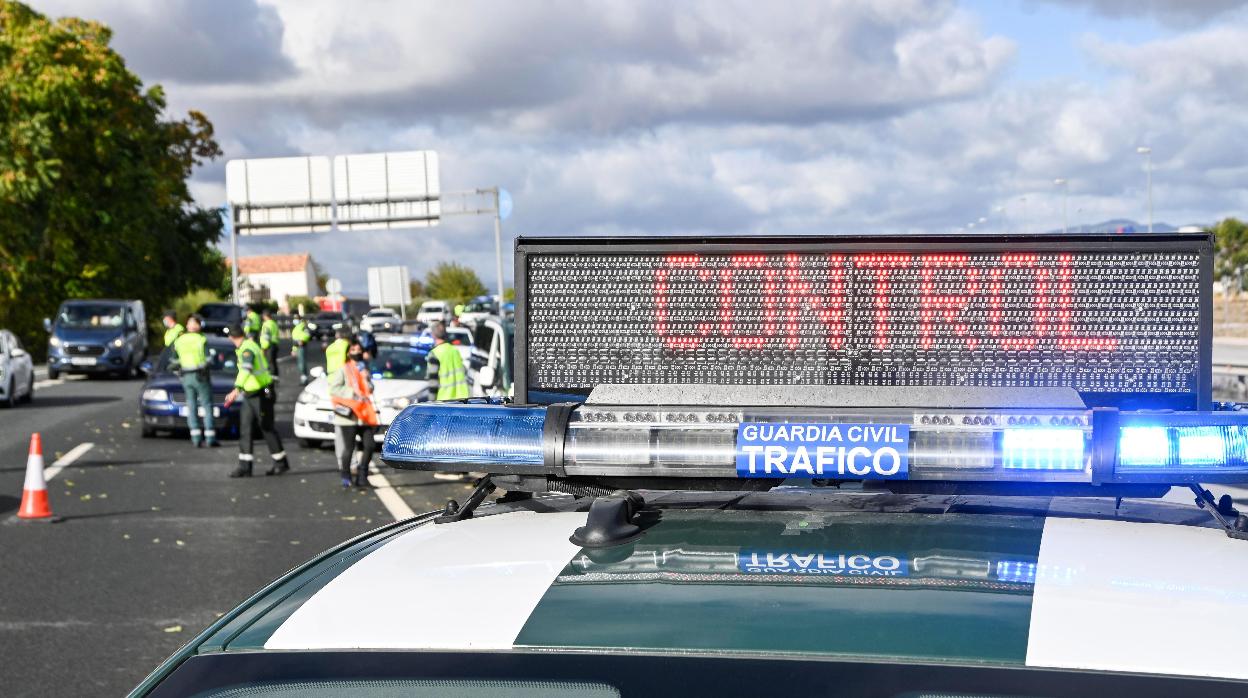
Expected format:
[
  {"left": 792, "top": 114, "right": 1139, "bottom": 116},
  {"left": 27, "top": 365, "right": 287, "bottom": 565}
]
[
  {"left": 2, "top": 379, "right": 14, "bottom": 408},
  {"left": 141, "top": 424, "right": 155, "bottom": 438},
  {"left": 298, "top": 438, "right": 316, "bottom": 448},
  {"left": 22, "top": 373, "right": 33, "bottom": 403},
  {"left": 47, "top": 367, "right": 59, "bottom": 380}
]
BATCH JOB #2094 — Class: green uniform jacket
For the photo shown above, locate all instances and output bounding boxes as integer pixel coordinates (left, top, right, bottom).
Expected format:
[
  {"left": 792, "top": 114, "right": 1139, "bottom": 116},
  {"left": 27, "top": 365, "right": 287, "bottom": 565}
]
[
  {"left": 291, "top": 321, "right": 311, "bottom": 344},
  {"left": 245, "top": 310, "right": 261, "bottom": 335},
  {"left": 429, "top": 341, "right": 469, "bottom": 400},
  {"left": 164, "top": 323, "right": 184, "bottom": 347},
  {"left": 234, "top": 338, "right": 272, "bottom": 393},
  {"left": 325, "top": 338, "right": 349, "bottom": 376},
  {"left": 171, "top": 332, "right": 208, "bottom": 372},
  {"left": 260, "top": 318, "right": 280, "bottom": 349}
]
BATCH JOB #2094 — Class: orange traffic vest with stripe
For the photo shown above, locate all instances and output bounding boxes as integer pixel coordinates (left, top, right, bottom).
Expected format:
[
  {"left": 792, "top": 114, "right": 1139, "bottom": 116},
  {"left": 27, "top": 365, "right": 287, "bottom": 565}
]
[{"left": 331, "top": 360, "right": 380, "bottom": 426}]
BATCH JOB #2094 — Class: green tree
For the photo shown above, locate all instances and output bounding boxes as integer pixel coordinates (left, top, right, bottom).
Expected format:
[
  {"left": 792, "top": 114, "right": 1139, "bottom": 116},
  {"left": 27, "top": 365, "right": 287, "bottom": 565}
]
[
  {"left": 0, "top": 2, "right": 224, "bottom": 356},
  {"left": 425, "top": 262, "right": 488, "bottom": 306},
  {"left": 1213, "top": 218, "right": 1248, "bottom": 288}
]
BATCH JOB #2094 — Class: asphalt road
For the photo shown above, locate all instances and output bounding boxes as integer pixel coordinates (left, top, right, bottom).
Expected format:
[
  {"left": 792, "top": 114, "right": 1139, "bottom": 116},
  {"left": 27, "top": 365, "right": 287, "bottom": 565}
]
[{"left": 0, "top": 342, "right": 477, "bottom": 697}]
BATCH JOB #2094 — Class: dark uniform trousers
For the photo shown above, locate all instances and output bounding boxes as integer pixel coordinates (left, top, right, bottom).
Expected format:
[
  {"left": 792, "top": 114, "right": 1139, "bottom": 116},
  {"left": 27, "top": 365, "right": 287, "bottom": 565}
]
[
  {"left": 239, "top": 388, "right": 284, "bottom": 459},
  {"left": 266, "top": 344, "right": 280, "bottom": 379},
  {"left": 339, "top": 424, "right": 377, "bottom": 486}
]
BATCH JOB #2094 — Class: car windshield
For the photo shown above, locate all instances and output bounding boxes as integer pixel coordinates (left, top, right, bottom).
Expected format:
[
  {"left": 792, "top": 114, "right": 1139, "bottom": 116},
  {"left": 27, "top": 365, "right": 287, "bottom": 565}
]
[
  {"left": 367, "top": 310, "right": 396, "bottom": 317},
  {"left": 447, "top": 329, "right": 473, "bottom": 346},
  {"left": 58, "top": 304, "right": 124, "bottom": 329},
  {"left": 464, "top": 300, "right": 495, "bottom": 313},
  {"left": 421, "top": 303, "right": 444, "bottom": 311},
  {"left": 369, "top": 346, "right": 427, "bottom": 380},
  {"left": 197, "top": 305, "right": 239, "bottom": 321},
  {"left": 315, "top": 312, "right": 341, "bottom": 321},
  {"left": 157, "top": 341, "right": 238, "bottom": 375}
]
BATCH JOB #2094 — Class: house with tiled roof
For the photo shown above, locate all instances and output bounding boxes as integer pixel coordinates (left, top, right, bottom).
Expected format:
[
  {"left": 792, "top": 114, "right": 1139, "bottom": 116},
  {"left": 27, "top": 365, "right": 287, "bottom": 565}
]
[{"left": 227, "top": 254, "right": 317, "bottom": 306}]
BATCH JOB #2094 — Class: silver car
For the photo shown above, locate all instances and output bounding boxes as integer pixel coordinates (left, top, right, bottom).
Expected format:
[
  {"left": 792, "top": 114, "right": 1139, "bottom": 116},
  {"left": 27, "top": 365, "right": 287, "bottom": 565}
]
[{"left": 0, "top": 329, "right": 35, "bottom": 407}]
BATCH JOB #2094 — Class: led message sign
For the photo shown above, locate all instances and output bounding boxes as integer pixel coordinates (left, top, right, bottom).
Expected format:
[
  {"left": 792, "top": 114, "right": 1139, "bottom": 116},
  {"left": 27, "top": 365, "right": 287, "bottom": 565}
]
[{"left": 516, "top": 235, "right": 1211, "bottom": 408}]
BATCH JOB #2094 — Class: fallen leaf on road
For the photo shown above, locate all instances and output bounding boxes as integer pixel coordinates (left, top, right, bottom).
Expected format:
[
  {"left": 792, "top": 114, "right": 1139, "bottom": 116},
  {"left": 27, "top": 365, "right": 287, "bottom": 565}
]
[
  {"left": 152, "top": 538, "right": 161, "bottom": 544},
  {"left": 123, "top": 534, "right": 131, "bottom": 540},
  {"left": 151, "top": 506, "right": 161, "bottom": 511},
  {"left": 290, "top": 541, "right": 301, "bottom": 545},
  {"left": 80, "top": 494, "right": 92, "bottom": 501},
  {"left": 98, "top": 493, "right": 108, "bottom": 499},
  {"left": 126, "top": 471, "right": 135, "bottom": 476},
  {"left": 65, "top": 480, "right": 74, "bottom": 487},
  {"left": 340, "top": 516, "right": 357, "bottom": 521},
  {"left": 121, "top": 422, "right": 131, "bottom": 428},
  {"left": 175, "top": 540, "right": 185, "bottom": 547},
  {"left": 163, "top": 625, "right": 182, "bottom": 633}
]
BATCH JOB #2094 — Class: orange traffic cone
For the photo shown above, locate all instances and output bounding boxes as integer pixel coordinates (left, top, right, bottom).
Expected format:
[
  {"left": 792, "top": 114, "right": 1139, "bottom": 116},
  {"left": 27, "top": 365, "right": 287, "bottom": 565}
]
[{"left": 17, "top": 433, "right": 60, "bottom": 522}]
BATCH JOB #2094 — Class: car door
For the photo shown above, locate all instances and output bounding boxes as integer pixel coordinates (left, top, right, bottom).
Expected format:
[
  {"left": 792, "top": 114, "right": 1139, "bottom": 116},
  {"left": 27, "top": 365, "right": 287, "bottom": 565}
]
[{"left": 10, "top": 332, "right": 32, "bottom": 392}]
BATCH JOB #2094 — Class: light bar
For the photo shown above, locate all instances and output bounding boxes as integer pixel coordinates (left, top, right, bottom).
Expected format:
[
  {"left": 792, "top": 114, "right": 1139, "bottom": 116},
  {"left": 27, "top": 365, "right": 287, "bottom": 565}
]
[
  {"left": 382, "top": 403, "right": 546, "bottom": 470},
  {"left": 385, "top": 401, "right": 1248, "bottom": 487}
]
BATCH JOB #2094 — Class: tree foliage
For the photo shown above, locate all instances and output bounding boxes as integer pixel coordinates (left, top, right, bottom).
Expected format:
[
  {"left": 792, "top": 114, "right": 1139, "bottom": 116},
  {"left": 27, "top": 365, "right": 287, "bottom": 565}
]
[
  {"left": 425, "top": 262, "right": 488, "bottom": 306},
  {"left": 1213, "top": 218, "right": 1248, "bottom": 285},
  {"left": 0, "top": 2, "right": 225, "bottom": 354}
]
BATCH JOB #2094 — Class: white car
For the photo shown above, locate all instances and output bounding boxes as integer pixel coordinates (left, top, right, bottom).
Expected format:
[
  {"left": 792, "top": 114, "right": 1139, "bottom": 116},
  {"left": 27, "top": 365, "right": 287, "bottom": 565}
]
[
  {"left": 0, "top": 329, "right": 35, "bottom": 407},
  {"left": 359, "top": 308, "right": 401, "bottom": 334},
  {"left": 293, "top": 338, "right": 432, "bottom": 446},
  {"left": 457, "top": 296, "right": 497, "bottom": 329},
  {"left": 415, "top": 300, "right": 453, "bottom": 326},
  {"left": 467, "top": 316, "right": 513, "bottom": 398}
]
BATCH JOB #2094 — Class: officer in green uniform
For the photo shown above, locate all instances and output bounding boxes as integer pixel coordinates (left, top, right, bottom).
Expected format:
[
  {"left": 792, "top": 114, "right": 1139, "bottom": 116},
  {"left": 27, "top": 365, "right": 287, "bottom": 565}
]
[
  {"left": 428, "top": 322, "right": 469, "bottom": 401},
  {"left": 162, "top": 311, "right": 184, "bottom": 347},
  {"left": 325, "top": 326, "right": 350, "bottom": 376},
  {"left": 244, "top": 307, "right": 262, "bottom": 341},
  {"left": 260, "top": 308, "right": 281, "bottom": 379},
  {"left": 291, "top": 314, "right": 312, "bottom": 385},
  {"left": 225, "top": 325, "right": 289, "bottom": 478},
  {"left": 170, "top": 315, "right": 218, "bottom": 447}
]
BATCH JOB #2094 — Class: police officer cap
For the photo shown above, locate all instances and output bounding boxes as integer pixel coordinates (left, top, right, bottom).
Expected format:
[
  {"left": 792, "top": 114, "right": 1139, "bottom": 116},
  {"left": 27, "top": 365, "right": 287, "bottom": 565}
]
[{"left": 228, "top": 324, "right": 246, "bottom": 338}]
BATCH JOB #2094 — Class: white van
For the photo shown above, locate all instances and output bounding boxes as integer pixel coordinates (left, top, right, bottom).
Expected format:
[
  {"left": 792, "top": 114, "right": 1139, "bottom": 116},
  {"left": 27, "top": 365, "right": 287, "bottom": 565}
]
[{"left": 416, "top": 300, "right": 453, "bottom": 326}]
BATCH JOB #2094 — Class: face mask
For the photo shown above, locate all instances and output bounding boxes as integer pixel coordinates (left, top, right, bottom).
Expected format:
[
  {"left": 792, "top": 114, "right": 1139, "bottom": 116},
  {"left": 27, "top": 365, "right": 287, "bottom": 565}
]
[{"left": 349, "top": 352, "right": 364, "bottom": 361}]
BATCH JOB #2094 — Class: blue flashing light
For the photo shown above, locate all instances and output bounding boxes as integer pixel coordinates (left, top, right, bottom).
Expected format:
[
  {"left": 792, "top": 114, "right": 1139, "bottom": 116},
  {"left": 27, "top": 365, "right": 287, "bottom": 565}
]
[
  {"left": 1000, "top": 428, "right": 1085, "bottom": 470},
  {"left": 995, "top": 560, "right": 1037, "bottom": 584},
  {"left": 1176, "top": 428, "right": 1226, "bottom": 466},
  {"left": 1116, "top": 422, "right": 1248, "bottom": 473},
  {"left": 383, "top": 403, "right": 546, "bottom": 466},
  {"left": 1118, "top": 426, "right": 1169, "bottom": 468}
]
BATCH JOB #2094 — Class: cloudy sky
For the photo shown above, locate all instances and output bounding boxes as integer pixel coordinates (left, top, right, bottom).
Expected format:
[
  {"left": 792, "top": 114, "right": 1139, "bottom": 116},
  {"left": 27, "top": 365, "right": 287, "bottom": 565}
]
[{"left": 31, "top": 0, "right": 1248, "bottom": 294}]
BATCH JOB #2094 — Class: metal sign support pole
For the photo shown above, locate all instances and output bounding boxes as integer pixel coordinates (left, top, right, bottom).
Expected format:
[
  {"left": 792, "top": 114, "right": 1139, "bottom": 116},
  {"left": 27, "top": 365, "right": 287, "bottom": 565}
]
[
  {"left": 492, "top": 187, "right": 505, "bottom": 304},
  {"left": 228, "top": 203, "right": 240, "bottom": 305}
]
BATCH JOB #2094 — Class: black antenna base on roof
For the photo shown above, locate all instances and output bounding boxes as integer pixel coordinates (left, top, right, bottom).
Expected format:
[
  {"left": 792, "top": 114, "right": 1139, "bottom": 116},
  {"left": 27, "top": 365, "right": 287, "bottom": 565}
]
[{"left": 570, "top": 491, "right": 647, "bottom": 548}]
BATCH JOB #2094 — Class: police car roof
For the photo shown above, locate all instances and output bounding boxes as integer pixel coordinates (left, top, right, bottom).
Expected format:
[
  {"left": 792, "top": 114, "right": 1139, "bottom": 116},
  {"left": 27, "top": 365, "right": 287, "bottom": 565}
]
[{"left": 176, "top": 490, "right": 1248, "bottom": 683}]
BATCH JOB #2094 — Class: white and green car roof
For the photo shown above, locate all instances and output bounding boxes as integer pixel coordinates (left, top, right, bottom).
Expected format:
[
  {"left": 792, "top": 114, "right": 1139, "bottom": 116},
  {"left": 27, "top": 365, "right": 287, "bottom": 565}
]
[{"left": 133, "top": 490, "right": 1248, "bottom": 696}]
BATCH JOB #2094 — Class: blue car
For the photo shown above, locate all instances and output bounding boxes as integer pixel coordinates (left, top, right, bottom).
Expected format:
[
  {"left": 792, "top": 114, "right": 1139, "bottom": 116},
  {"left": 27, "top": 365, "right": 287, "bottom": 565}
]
[{"left": 138, "top": 336, "right": 242, "bottom": 438}]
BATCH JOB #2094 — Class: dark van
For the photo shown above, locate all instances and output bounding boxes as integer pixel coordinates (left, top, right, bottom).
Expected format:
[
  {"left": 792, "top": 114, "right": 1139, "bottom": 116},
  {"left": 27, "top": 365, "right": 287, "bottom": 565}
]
[
  {"left": 196, "top": 302, "right": 245, "bottom": 337},
  {"left": 44, "top": 299, "right": 147, "bottom": 379}
]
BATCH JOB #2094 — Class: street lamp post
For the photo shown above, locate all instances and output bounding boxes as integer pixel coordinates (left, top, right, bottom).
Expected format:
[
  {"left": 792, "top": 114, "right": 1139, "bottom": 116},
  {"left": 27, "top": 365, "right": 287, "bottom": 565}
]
[
  {"left": 1054, "top": 178, "right": 1068, "bottom": 235},
  {"left": 1137, "top": 146, "right": 1153, "bottom": 233}
]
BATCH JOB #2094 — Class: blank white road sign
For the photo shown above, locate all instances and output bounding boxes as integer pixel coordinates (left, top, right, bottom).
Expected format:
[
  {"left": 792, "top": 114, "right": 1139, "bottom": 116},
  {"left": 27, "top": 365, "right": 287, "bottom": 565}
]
[
  {"left": 335, "top": 151, "right": 440, "bottom": 230},
  {"left": 367, "top": 266, "right": 411, "bottom": 307},
  {"left": 226, "top": 156, "right": 334, "bottom": 234}
]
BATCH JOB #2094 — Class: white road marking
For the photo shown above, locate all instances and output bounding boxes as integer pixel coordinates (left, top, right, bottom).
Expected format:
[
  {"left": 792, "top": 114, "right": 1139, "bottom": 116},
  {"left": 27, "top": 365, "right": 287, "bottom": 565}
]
[
  {"left": 367, "top": 468, "right": 416, "bottom": 521},
  {"left": 265, "top": 510, "right": 588, "bottom": 650},
  {"left": 1027, "top": 517, "right": 1248, "bottom": 681},
  {"left": 44, "top": 442, "right": 94, "bottom": 482}
]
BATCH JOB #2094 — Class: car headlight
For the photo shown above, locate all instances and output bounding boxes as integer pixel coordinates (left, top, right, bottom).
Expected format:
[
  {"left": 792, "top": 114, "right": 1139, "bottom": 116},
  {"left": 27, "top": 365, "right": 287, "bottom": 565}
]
[
  {"left": 142, "top": 388, "right": 169, "bottom": 402},
  {"left": 308, "top": 323, "right": 317, "bottom": 330},
  {"left": 297, "top": 389, "right": 316, "bottom": 404},
  {"left": 111, "top": 336, "right": 125, "bottom": 348},
  {"left": 383, "top": 392, "right": 427, "bottom": 409},
  {"left": 48, "top": 336, "right": 62, "bottom": 348}
]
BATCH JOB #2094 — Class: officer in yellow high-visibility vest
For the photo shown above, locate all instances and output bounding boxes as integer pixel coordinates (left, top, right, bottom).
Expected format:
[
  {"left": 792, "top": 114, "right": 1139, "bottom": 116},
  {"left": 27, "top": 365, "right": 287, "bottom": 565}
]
[
  {"left": 428, "top": 322, "right": 469, "bottom": 401},
  {"left": 162, "top": 310, "right": 184, "bottom": 347},
  {"left": 325, "top": 326, "right": 350, "bottom": 376},
  {"left": 259, "top": 308, "right": 281, "bottom": 380},
  {"left": 244, "top": 307, "right": 262, "bottom": 340},
  {"left": 291, "top": 314, "right": 312, "bottom": 385},
  {"left": 224, "top": 325, "right": 288, "bottom": 478},
  {"left": 170, "top": 315, "right": 218, "bottom": 447}
]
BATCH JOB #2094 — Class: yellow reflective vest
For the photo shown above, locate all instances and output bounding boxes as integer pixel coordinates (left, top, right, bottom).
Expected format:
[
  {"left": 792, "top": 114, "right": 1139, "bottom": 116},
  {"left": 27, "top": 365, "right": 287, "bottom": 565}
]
[
  {"left": 260, "top": 318, "right": 280, "bottom": 349},
  {"left": 172, "top": 332, "right": 208, "bottom": 372},
  {"left": 429, "top": 341, "right": 469, "bottom": 400},
  {"left": 234, "top": 338, "right": 272, "bottom": 393},
  {"left": 164, "top": 323, "right": 184, "bottom": 347}
]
